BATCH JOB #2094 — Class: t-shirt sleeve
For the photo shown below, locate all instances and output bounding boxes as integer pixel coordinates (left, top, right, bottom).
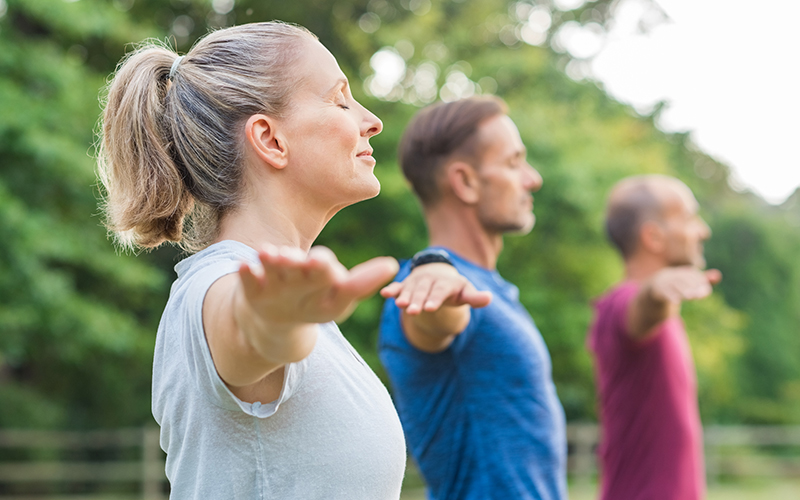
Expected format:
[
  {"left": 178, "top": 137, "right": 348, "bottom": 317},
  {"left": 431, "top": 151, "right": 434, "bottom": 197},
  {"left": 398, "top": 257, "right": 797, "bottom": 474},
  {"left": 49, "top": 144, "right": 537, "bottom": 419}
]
[
  {"left": 448, "top": 301, "right": 484, "bottom": 354},
  {"left": 378, "top": 257, "right": 480, "bottom": 355},
  {"left": 604, "top": 283, "right": 665, "bottom": 349},
  {"left": 176, "top": 258, "right": 307, "bottom": 419},
  {"left": 611, "top": 284, "right": 638, "bottom": 340},
  {"left": 380, "top": 293, "right": 482, "bottom": 356}
]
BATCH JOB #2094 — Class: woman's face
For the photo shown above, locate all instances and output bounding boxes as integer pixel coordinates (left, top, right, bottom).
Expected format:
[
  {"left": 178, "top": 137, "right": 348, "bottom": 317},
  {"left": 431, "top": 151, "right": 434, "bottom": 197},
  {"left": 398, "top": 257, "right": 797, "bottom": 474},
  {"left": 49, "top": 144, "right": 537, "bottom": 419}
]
[{"left": 279, "top": 39, "right": 383, "bottom": 214}]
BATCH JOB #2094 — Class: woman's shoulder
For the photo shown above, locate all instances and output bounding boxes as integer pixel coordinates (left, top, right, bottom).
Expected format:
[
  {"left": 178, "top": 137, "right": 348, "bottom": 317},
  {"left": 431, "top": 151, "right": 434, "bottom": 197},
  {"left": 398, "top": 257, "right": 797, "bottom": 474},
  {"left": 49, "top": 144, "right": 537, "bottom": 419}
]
[{"left": 174, "top": 240, "right": 257, "bottom": 279}]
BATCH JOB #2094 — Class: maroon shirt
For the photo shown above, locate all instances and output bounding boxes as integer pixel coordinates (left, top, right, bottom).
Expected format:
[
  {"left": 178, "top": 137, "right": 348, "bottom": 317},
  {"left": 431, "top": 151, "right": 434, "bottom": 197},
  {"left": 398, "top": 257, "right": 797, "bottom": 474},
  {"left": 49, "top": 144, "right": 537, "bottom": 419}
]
[{"left": 587, "top": 282, "right": 705, "bottom": 500}]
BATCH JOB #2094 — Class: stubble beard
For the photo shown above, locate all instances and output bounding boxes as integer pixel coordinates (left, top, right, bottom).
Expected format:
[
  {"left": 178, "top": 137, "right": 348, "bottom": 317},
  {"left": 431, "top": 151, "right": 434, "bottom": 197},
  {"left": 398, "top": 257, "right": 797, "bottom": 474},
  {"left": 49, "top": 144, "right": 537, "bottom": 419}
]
[{"left": 479, "top": 212, "right": 536, "bottom": 236}]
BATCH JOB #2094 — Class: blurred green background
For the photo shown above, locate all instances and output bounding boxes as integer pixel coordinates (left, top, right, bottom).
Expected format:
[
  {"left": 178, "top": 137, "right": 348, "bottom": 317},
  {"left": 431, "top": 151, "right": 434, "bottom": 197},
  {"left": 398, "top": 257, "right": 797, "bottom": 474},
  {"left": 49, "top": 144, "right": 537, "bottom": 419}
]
[{"left": 0, "top": 0, "right": 798, "bottom": 437}]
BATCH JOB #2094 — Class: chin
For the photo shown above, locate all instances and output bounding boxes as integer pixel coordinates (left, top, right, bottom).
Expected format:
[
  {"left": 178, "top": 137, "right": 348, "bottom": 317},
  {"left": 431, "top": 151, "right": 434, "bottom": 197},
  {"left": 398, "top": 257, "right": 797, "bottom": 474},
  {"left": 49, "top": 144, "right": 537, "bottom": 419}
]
[
  {"left": 515, "top": 214, "right": 536, "bottom": 235},
  {"left": 510, "top": 224, "right": 534, "bottom": 236},
  {"left": 365, "top": 176, "right": 381, "bottom": 199},
  {"left": 498, "top": 217, "right": 535, "bottom": 236},
  {"left": 669, "top": 257, "right": 705, "bottom": 268},
  {"left": 350, "top": 177, "right": 381, "bottom": 204}
]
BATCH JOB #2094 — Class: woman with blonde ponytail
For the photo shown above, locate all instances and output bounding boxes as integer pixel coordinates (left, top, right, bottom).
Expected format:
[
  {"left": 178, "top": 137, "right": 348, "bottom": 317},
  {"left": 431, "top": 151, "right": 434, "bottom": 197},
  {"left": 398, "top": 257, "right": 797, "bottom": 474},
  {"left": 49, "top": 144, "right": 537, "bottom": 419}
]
[{"left": 98, "top": 22, "right": 406, "bottom": 498}]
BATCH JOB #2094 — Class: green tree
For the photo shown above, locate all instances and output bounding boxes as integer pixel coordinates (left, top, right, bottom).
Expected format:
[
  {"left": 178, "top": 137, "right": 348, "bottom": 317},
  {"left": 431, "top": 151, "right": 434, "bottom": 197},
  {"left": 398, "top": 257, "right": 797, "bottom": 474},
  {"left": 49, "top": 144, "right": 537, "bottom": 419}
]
[
  {"left": 1, "top": 0, "right": 798, "bottom": 429},
  {"left": 0, "top": 0, "right": 167, "bottom": 427}
]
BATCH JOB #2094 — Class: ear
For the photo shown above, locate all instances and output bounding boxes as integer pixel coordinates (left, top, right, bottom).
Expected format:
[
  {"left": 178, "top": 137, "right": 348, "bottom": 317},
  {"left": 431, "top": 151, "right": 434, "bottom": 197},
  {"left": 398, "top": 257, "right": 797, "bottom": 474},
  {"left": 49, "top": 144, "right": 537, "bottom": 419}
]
[
  {"left": 639, "top": 220, "right": 666, "bottom": 254},
  {"left": 244, "top": 114, "right": 289, "bottom": 170},
  {"left": 446, "top": 161, "right": 480, "bottom": 204}
]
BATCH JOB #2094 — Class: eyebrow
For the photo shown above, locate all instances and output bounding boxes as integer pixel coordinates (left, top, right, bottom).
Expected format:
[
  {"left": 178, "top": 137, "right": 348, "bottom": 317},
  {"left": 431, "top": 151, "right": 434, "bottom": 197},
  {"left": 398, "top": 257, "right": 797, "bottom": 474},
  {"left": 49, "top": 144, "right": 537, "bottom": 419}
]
[
  {"left": 508, "top": 148, "right": 527, "bottom": 161},
  {"left": 326, "top": 78, "right": 349, "bottom": 98}
]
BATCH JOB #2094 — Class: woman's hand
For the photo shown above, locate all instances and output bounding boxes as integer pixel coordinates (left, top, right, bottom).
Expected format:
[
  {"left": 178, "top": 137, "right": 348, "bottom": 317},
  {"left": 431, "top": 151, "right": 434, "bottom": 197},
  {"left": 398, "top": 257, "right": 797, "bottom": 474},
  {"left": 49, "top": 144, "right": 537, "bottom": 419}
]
[
  {"left": 238, "top": 245, "right": 398, "bottom": 326},
  {"left": 205, "top": 245, "right": 398, "bottom": 392}
]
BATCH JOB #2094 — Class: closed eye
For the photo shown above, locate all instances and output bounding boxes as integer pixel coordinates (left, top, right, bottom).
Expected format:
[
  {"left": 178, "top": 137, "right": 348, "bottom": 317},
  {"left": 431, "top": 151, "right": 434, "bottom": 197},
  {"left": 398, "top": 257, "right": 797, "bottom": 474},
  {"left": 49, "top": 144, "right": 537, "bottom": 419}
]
[{"left": 337, "top": 91, "right": 350, "bottom": 110}]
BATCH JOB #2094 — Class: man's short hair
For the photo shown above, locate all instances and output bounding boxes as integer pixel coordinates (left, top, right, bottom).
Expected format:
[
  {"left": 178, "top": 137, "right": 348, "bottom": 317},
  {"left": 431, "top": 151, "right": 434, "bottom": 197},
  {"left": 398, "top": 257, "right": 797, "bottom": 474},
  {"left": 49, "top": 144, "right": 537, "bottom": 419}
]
[
  {"left": 605, "top": 179, "right": 663, "bottom": 258},
  {"left": 398, "top": 96, "right": 508, "bottom": 206}
]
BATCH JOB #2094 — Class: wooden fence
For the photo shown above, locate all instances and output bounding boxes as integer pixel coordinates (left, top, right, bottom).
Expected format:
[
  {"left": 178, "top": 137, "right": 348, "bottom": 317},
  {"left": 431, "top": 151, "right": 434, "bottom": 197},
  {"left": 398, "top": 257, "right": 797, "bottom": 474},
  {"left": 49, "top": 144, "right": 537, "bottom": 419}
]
[
  {"left": 568, "top": 423, "right": 800, "bottom": 483},
  {"left": 0, "top": 428, "right": 166, "bottom": 499},
  {"left": 1, "top": 424, "right": 800, "bottom": 497}
]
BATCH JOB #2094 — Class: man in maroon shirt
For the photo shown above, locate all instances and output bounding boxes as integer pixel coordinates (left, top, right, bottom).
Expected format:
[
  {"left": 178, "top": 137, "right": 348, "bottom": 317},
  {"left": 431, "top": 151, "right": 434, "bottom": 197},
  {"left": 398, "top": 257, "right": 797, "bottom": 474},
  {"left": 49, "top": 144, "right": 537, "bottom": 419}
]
[{"left": 587, "top": 175, "right": 722, "bottom": 500}]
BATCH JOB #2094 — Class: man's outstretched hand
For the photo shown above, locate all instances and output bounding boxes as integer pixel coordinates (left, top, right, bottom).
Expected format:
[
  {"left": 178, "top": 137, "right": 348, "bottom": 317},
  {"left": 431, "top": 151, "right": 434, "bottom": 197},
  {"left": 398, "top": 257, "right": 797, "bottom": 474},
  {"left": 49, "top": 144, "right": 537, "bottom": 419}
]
[
  {"left": 628, "top": 266, "right": 722, "bottom": 339},
  {"left": 649, "top": 267, "right": 722, "bottom": 304},
  {"left": 380, "top": 263, "right": 492, "bottom": 314},
  {"left": 380, "top": 263, "right": 491, "bottom": 353}
]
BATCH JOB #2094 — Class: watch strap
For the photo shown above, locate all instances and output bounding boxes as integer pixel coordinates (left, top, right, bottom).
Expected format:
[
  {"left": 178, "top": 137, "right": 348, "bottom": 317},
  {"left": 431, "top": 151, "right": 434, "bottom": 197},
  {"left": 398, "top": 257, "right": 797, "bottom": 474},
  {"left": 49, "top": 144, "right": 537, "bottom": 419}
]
[{"left": 409, "top": 248, "right": 454, "bottom": 270}]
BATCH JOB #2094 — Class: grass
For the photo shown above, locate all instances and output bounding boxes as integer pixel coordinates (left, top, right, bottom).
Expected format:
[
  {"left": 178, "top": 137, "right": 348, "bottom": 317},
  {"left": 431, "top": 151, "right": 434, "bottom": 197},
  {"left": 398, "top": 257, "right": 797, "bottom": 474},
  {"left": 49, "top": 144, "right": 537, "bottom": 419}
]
[
  {"left": 400, "top": 476, "right": 800, "bottom": 499},
  {"left": 569, "top": 479, "right": 800, "bottom": 500}
]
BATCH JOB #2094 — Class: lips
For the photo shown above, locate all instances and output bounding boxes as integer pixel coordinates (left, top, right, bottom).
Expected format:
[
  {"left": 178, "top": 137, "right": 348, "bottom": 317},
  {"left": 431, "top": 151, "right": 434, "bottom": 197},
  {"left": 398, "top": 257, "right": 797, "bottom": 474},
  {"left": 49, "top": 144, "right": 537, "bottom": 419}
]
[{"left": 356, "top": 148, "right": 374, "bottom": 158}]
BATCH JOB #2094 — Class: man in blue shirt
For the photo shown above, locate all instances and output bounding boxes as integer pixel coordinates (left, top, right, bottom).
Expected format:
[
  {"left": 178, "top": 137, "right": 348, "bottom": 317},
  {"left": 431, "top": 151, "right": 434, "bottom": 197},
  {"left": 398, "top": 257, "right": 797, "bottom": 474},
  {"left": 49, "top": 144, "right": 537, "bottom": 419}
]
[{"left": 379, "top": 96, "right": 567, "bottom": 500}]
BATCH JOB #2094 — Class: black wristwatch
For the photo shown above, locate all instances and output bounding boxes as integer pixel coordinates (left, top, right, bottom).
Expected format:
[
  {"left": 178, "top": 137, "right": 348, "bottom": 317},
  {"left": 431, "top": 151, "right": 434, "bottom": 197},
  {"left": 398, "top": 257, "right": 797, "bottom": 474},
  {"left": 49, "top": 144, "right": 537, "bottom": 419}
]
[{"left": 409, "top": 248, "right": 454, "bottom": 270}]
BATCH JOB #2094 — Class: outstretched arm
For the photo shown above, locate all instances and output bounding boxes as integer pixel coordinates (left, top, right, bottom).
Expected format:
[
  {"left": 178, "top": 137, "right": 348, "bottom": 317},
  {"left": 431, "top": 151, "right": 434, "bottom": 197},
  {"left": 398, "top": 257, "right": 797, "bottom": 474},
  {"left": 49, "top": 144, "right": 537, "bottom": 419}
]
[
  {"left": 203, "top": 245, "right": 398, "bottom": 400},
  {"left": 381, "top": 263, "right": 492, "bottom": 353},
  {"left": 627, "top": 266, "right": 722, "bottom": 339}
]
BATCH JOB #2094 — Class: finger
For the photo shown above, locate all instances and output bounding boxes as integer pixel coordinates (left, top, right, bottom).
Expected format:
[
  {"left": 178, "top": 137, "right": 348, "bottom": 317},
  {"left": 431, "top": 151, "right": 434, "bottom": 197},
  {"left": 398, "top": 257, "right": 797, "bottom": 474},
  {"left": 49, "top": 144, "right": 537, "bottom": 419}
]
[
  {"left": 338, "top": 256, "right": 400, "bottom": 301},
  {"left": 307, "top": 246, "right": 338, "bottom": 266},
  {"left": 456, "top": 286, "right": 493, "bottom": 308},
  {"left": 404, "top": 279, "right": 434, "bottom": 315},
  {"left": 279, "top": 245, "right": 307, "bottom": 263},
  {"left": 394, "top": 282, "right": 415, "bottom": 308},
  {"left": 705, "top": 269, "right": 722, "bottom": 285},
  {"left": 380, "top": 281, "right": 403, "bottom": 298},
  {"left": 238, "top": 262, "right": 263, "bottom": 297},
  {"left": 307, "top": 246, "right": 347, "bottom": 284},
  {"left": 271, "top": 246, "right": 308, "bottom": 283},
  {"left": 692, "top": 282, "right": 713, "bottom": 299},
  {"left": 396, "top": 265, "right": 449, "bottom": 306},
  {"left": 421, "top": 281, "right": 459, "bottom": 312},
  {"left": 677, "top": 280, "right": 711, "bottom": 301},
  {"left": 258, "top": 244, "right": 286, "bottom": 284}
]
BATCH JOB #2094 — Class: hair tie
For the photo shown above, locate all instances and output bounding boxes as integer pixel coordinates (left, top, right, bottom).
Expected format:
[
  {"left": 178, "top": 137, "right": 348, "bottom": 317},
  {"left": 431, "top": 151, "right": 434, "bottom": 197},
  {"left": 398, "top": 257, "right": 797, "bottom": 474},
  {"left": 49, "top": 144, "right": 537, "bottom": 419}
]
[{"left": 169, "top": 55, "right": 185, "bottom": 81}]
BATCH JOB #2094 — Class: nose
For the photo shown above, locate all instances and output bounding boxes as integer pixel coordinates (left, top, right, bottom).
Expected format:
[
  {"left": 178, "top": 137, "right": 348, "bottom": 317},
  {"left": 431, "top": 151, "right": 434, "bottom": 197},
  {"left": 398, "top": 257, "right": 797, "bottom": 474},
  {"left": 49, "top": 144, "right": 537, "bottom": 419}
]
[
  {"left": 699, "top": 218, "right": 711, "bottom": 240},
  {"left": 360, "top": 102, "right": 383, "bottom": 138},
  {"left": 525, "top": 164, "right": 543, "bottom": 193}
]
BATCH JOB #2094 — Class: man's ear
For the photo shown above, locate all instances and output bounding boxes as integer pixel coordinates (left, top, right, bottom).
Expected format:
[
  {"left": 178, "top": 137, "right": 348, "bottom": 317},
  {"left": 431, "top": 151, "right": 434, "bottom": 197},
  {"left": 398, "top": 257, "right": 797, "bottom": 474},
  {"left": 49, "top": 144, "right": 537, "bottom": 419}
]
[
  {"left": 639, "top": 220, "right": 666, "bottom": 254},
  {"left": 244, "top": 114, "right": 288, "bottom": 170},
  {"left": 447, "top": 161, "right": 480, "bottom": 204}
]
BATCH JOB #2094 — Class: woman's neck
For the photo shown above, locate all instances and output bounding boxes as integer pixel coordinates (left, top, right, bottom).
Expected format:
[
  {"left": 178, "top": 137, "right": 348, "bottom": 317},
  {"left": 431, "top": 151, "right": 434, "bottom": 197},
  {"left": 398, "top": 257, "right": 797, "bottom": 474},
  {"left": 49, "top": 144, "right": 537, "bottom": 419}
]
[{"left": 215, "top": 188, "right": 328, "bottom": 253}]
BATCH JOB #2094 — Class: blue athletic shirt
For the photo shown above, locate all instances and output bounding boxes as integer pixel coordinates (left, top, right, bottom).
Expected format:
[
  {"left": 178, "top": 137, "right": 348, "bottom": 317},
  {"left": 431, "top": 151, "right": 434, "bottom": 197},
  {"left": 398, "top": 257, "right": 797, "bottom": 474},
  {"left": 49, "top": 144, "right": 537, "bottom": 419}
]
[{"left": 379, "top": 248, "right": 567, "bottom": 500}]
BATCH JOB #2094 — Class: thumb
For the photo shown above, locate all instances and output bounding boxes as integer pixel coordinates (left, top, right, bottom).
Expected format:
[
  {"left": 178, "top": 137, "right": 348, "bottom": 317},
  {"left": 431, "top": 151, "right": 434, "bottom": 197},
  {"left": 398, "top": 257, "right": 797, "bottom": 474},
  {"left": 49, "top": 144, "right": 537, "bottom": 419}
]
[
  {"left": 340, "top": 257, "right": 400, "bottom": 300},
  {"left": 456, "top": 284, "right": 492, "bottom": 309},
  {"left": 705, "top": 268, "right": 722, "bottom": 285}
]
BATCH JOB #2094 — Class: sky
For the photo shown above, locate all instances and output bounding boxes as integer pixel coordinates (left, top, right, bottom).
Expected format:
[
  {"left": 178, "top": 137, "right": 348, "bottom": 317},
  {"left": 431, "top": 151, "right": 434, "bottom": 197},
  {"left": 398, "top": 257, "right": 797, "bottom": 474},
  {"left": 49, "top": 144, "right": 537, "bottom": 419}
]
[{"left": 567, "top": 0, "right": 800, "bottom": 204}]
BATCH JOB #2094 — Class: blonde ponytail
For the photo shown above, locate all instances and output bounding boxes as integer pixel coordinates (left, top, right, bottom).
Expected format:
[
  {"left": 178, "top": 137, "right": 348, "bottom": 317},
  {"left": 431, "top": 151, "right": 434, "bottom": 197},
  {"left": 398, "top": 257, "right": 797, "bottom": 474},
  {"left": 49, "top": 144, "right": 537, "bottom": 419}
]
[
  {"left": 98, "top": 44, "right": 190, "bottom": 249},
  {"left": 97, "top": 22, "right": 316, "bottom": 252}
]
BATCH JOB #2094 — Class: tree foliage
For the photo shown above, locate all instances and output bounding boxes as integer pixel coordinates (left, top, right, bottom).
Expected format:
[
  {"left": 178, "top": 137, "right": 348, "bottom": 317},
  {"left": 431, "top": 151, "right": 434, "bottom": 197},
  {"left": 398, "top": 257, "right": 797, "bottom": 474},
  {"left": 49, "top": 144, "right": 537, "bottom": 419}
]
[{"left": 0, "top": 0, "right": 798, "bottom": 428}]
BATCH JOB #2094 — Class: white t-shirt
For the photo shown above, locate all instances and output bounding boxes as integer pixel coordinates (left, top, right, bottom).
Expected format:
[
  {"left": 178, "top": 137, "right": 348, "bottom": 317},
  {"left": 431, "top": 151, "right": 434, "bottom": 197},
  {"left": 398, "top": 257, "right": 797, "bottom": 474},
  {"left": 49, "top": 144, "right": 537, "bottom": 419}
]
[{"left": 152, "top": 240, "right": 406, "bottom": 499}]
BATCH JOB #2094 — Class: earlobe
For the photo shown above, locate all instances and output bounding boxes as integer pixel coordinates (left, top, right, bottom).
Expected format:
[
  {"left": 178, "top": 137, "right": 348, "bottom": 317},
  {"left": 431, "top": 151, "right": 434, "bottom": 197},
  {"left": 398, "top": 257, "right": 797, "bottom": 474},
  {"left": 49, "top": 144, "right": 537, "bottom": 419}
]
[
  {"left": 244, "top": 114, "right": 289, "bottom": 170},
  {"left": 448, "top": 161, "right": 480, "bottom": 204}
]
